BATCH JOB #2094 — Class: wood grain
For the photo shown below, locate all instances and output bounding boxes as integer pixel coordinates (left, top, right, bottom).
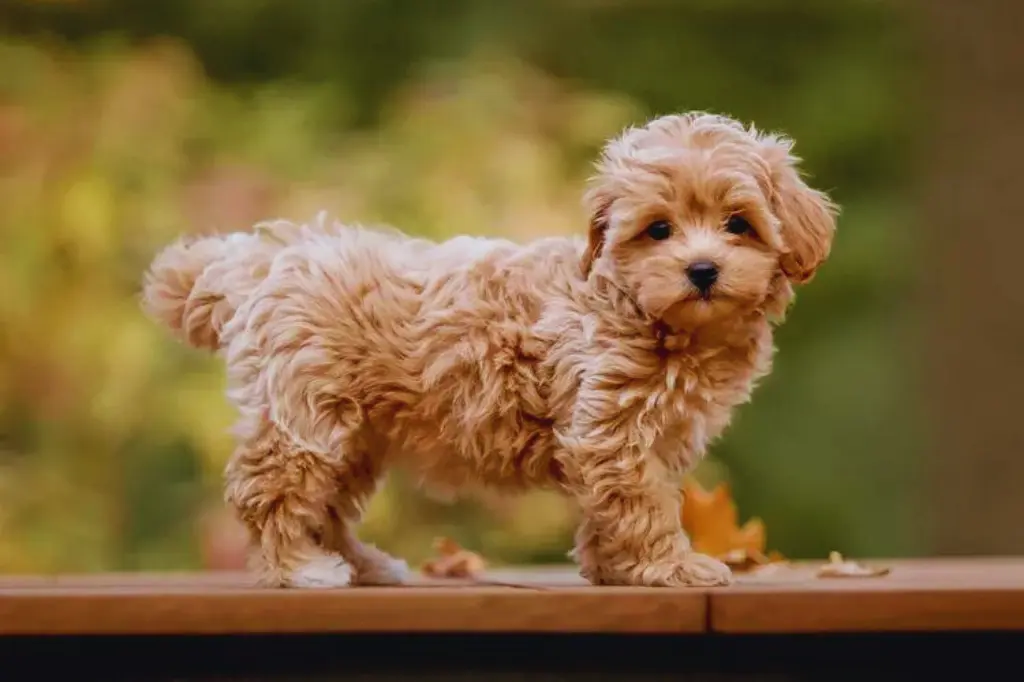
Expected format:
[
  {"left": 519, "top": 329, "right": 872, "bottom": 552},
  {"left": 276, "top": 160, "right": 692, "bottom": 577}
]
[
  {"left": 711, "top": 557, "right": 1024, "bottom": 633},
  {"left": 0, "top": 568, "right": 708, "bottom": 635}
]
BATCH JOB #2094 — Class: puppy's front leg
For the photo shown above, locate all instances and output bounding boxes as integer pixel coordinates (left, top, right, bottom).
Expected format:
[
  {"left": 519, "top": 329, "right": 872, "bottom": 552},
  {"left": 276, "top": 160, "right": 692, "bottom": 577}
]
[
  {"left": 572, "top": 454, "right": 732, "bottom": 587},
  {"left": 563, "top": 391, "right": 732, "bottom": 587}
]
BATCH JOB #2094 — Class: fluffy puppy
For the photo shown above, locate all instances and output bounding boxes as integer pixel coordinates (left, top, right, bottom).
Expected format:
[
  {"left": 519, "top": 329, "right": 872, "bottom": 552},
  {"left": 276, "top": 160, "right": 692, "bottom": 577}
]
[{"left": 142, "top": 112, "right": 836, "bottom": 588}]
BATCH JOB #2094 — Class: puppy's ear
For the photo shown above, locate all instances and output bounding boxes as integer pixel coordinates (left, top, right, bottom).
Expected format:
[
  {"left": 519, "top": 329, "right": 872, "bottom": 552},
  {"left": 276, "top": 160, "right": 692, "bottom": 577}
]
[
  {"left": 761, "top": 135, "right": 838, "bottom": 285},
  {"left": 581, "top": 188, "right": 612, "bottom": 279}
]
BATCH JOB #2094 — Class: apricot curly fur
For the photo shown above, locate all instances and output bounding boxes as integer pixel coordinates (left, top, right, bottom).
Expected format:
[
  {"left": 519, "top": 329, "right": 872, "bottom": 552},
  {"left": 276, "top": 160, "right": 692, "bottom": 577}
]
[{"left": 141, "top": 112, "right": 836, "bottom": 588}]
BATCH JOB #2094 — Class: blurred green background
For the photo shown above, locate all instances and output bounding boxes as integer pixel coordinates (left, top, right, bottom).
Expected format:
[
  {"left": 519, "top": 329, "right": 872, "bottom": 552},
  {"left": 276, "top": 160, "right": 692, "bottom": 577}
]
[{"left": 0, "top": 0, "right": 923, "bottom": 573}]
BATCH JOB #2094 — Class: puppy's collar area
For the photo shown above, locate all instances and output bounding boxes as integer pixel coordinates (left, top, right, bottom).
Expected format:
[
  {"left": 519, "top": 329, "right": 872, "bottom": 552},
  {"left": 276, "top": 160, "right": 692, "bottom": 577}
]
[
  {"left": 654, "top": 320, "right": 674, "bottom": 356},
  {"left": 653, "top": 320, "right": 695, "bottom": 355}
]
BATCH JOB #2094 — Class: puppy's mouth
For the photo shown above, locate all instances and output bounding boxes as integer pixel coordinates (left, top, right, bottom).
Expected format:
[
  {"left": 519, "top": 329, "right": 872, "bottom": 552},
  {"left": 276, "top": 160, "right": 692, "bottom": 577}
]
[{"left": 685, "top": 288, "right": 722, "bottom": 304}]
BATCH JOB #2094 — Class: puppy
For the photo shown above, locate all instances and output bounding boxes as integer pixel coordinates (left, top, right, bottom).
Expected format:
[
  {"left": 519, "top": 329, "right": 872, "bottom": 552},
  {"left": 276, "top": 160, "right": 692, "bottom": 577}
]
[{"left": 142, "top": 112, "right": 836, "bottom": 588}]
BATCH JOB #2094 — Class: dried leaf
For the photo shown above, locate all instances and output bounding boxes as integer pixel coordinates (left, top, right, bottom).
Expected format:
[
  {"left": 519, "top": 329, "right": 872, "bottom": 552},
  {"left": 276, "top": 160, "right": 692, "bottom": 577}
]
[
  {"left": 745, "top": 561, "right": 793, "bottom": 578},
  {"left": 816, "top": 551, "right": 891, "bottom": 578},
  {"left": 420, "top": 536, "right": 487, "bottom": 578},
  {"left": 718, "top": 548, "right": 788, "bottom": 572},
  {"left": 680, "top": 475, "right": 786, "bottom": 571}
]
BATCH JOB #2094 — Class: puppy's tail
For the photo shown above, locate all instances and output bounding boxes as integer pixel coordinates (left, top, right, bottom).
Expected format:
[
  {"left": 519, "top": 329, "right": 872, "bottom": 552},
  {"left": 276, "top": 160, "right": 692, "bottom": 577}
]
[{"left": 141, "top": 231, "right": 279, "bottom": 351}]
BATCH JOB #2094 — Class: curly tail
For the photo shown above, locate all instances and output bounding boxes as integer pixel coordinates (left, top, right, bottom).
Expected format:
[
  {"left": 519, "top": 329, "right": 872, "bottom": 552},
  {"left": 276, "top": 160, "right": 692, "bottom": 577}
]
[{"left": 141, "top": 232, "right": 278, "bottom": 351}]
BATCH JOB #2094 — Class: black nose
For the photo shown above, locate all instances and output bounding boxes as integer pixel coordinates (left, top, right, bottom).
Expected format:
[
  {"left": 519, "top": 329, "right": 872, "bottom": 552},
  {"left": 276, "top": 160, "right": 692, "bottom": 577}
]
[{"left": 686, "top": 261, "right": 719, "bottom": 291}]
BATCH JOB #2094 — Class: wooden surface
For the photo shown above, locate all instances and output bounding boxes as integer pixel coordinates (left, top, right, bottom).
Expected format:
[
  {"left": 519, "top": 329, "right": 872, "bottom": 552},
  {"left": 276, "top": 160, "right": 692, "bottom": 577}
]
[
  {"left": 1, "top": 558, "right": 1022, "bottom": 636},
  {"left": 711, "top": 557, "right": 1024, "bottom": 633},
  {"left": 0, "top": 567, "right": 707, "bottom": 635}
]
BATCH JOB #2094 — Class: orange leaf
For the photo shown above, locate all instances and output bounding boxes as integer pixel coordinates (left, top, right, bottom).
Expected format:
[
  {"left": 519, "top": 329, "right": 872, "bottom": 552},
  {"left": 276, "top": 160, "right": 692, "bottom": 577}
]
[
  {"left": 680, "top": 475, "right": 784, "bottom": 570},
  {"left": 420, "top": 536, "right": 487, "bottom": 578}
]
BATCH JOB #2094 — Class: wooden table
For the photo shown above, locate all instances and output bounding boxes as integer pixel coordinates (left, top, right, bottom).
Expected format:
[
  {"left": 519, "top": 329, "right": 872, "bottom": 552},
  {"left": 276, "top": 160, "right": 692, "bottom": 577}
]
[{"left": 1, "top": 558, "right": 1022, "bottom": 680}]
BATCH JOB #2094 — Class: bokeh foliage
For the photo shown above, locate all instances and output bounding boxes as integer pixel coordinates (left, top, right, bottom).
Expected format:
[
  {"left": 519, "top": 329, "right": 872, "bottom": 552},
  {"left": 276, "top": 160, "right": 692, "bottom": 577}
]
[{"left": 0, "top": 0, "right": 923, "bottom": 571}]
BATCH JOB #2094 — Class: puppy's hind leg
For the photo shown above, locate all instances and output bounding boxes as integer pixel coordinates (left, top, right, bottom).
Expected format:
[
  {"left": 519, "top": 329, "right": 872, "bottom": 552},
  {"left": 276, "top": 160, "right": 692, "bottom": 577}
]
[
  {"left": 320, "top": 453, "right": 409, "bottom": 586},
  {"left": 225, "top": 419, "right": 355, "bottom": 588}
]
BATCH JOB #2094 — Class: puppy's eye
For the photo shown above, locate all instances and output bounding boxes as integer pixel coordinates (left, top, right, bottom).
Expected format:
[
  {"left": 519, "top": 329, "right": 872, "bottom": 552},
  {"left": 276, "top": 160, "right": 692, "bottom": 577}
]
[
  {"left": 645, "top": 220, "right": 672, "bottom": 241},
  {"left": 725, "top": 215, "right": 752, "bottom": 235}
]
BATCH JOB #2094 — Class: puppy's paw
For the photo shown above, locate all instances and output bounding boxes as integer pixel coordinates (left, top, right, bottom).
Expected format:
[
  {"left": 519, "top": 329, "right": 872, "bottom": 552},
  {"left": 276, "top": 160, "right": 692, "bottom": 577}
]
[
  {"left": 594, "top": 552, "right": 733, "bottom": 587},
  {"left": 581, "top": 548, "right": 733, "bottom": 585},
  {"left": 353, "top": 553, "right": 410, "bottom": 586},
  {"left": 288, "top": 555, "right": 354, "bottom": 588},
  {"left": 660, "top": 552, "right": 734, "bottom": 587}
]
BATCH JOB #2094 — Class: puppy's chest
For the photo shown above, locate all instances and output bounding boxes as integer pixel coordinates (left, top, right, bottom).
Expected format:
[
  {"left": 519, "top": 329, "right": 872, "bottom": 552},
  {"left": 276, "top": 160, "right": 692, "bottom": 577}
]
[{"left": 646, "top": 343, "right": 770, "bottom": 467}]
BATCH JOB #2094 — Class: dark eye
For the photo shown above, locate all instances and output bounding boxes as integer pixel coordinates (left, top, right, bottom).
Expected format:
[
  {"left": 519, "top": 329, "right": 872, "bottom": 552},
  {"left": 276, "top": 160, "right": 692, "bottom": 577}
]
[
  {"left": 645, "top": 220, "right": 672, "bottom": 241},
  {"left": 725, "top": 215, "right": 752, "bottom": 235}
]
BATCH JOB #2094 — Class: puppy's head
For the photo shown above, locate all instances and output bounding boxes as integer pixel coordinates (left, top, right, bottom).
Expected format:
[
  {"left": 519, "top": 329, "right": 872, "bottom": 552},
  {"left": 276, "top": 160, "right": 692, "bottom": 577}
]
[{"left": 581, "top": 112, "right": 837, "bottom": 330}]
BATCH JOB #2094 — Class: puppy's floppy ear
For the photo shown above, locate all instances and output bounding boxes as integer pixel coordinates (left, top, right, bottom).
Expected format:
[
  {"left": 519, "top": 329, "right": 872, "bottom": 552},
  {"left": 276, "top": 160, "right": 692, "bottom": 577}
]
[
  {"left": 581, "top": 187, "right": 612, "bottom": 279},
  {"left": 760, "top": 135, "right": 838, "bottom": 285}
]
